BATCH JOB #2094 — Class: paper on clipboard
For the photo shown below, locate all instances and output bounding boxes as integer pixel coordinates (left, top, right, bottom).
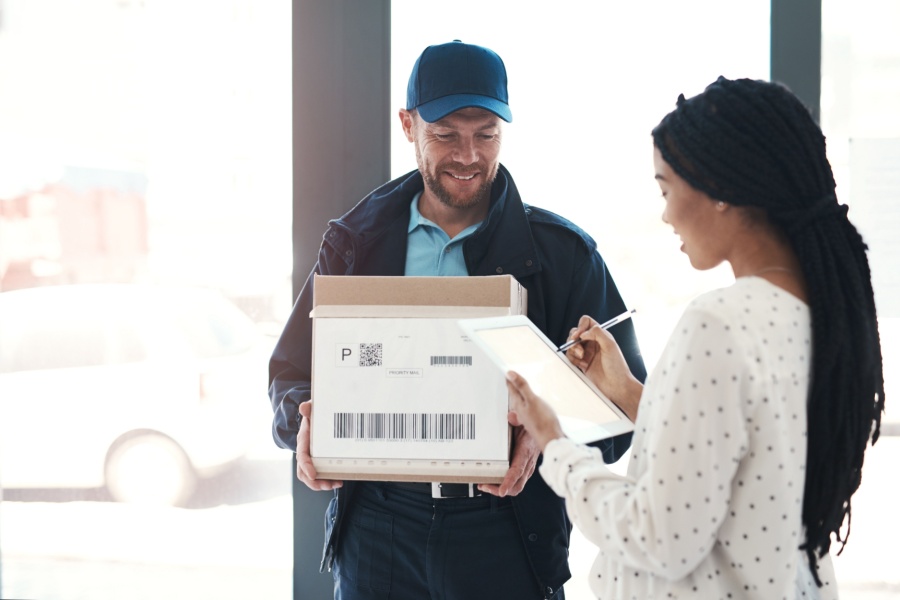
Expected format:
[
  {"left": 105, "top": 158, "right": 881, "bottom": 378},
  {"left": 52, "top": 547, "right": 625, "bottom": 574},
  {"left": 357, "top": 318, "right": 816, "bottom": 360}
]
[{"left": 458, "top": 314, "right": 634, "bottom": 444}]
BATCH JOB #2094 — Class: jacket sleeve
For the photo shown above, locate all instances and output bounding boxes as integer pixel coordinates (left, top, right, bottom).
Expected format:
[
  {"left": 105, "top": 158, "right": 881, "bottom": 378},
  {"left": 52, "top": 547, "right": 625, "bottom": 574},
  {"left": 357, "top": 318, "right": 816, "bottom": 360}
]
[
  {"left": 567, "top": 249, "right": 647, "bottom": 463},
  {"left": 267, "top": 266, "right": 317, "bottom": 451}
]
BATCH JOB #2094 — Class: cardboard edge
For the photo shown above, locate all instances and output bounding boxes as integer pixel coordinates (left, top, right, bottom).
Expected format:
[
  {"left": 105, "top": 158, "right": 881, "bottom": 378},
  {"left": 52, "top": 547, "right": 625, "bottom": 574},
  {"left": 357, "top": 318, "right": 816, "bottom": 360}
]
[
  {"left": 310, "top": 305, "right": 516, "bottom": 318},
  {"left": 312, "top": 458, "right": 509, "bottom": 483},
  {"left": 313, "top": 274, "right": 524, "bottom": 308}
]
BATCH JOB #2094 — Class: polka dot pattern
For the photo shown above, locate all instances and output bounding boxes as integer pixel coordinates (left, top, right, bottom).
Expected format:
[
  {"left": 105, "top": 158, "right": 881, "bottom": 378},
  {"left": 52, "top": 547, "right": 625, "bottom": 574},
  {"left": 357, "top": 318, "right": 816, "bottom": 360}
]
[{"left": 539, "top": 277, "right": 837, "bottom": 599}]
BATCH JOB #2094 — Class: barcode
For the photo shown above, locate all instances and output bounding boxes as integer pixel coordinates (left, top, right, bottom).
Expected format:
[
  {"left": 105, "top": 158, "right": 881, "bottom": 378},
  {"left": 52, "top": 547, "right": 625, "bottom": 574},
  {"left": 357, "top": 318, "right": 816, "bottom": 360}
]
[
  {"left": 333, "top": 413, "right": 476, "bottom": 440},
  {"left": 430, "top": 355, "right": 472, "bottom": 367}
]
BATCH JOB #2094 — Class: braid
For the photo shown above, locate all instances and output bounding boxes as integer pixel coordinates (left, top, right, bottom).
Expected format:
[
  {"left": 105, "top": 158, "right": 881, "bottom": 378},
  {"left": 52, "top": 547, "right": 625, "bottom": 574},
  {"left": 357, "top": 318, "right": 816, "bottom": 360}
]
[{"left": 652, "top": 77, "right": 885, "bottom": 584}]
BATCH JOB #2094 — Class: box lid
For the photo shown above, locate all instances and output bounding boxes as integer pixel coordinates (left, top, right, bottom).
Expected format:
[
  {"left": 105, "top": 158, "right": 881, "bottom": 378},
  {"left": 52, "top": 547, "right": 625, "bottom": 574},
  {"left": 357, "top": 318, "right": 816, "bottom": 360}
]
[{"left": 311, "top": 274, "right": 527, "bottom": 317}]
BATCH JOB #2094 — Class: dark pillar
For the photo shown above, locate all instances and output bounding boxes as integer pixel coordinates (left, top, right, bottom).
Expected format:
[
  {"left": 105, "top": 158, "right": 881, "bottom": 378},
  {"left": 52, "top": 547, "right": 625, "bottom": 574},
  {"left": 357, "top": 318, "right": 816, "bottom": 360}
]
[
  {"left": 771, "top": 0, "right": 822, "bottom": 122},
  {"left": 292, "top": 1, "right": 390, "bottom": 599}
]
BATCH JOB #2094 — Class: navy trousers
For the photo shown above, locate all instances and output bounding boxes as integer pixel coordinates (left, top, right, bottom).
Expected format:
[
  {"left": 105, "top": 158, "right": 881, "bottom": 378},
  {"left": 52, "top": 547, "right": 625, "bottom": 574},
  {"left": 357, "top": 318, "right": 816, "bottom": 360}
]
[{"left": 332, "top": 482, "right": 565, "bottom": 600}]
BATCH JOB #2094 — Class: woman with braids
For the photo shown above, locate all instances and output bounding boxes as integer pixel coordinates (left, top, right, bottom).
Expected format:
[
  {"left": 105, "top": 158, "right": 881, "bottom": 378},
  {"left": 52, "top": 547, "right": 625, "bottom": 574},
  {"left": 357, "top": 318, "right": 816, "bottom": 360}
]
[{"left": 504, "top": 76, "right": 885, "bottom": 599}]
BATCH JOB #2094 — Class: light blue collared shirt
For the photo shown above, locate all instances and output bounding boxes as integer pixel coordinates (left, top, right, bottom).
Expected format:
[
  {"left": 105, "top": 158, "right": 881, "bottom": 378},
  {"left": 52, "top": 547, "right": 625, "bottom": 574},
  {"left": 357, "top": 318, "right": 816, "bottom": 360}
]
[{"left": 404, "top": 192, "right": 481, "bottom": 276}]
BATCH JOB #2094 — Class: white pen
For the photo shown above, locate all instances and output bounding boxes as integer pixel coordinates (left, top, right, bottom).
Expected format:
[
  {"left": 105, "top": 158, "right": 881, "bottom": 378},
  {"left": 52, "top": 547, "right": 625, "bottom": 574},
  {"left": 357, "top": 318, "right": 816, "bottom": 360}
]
[{"left": 556, "top": 308, "right": 637, "bottom": 353}]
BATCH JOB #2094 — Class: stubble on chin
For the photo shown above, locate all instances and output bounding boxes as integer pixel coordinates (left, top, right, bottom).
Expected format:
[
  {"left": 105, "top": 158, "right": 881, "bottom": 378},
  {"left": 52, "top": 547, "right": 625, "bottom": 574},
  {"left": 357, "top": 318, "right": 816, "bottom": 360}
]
[
  {"left": 423, "top": 171, "right": 493, "bottom": 209},
  {"left": 414, "top": 140, "right": 499, "bottom": 209}
]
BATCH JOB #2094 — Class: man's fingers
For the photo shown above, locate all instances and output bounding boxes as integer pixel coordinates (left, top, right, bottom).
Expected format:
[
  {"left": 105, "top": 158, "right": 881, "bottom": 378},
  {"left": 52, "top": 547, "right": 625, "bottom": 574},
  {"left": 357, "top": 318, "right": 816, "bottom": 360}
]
[
  {"left": 295, "top": 399, "right": 342, "bottom": 490},
  {"left": 295, "top": 453, "right": 343, "bottom": 491},
  {"left": 477, "top": 483, "right": 502, "bottom": 497},
  {"left": 500, "top": 476, "right": 523, "bottom": 497},
  {"left": 499, "top": 462, "right": 527, "bottom": 497},
  {"left": 296, "top": 453, "right": 317, "bottom": 481},
  {"left": 496, "top": 465, "right": 521, "bottom": 496},
  {"left": 296, "top": 418, "right": 319, "bottom": 480},
  {"left": 502, "top": 456, "right": 536, "bottom": 497},
  {"left": 480, "top": 429, "right": 538, "bottom": 498},
  {"left": 299, "top": 400, "right": 313, "bottom": 419},
  {"left": 498, "top": 425, "right": 540, "bottom": 497}
]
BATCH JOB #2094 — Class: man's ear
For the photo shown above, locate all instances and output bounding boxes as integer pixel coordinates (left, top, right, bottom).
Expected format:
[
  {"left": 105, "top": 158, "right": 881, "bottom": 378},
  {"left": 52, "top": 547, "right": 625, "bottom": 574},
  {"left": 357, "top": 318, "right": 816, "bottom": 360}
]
[{"left": 399, "top": 109, "right": 416, "bottom": 142}]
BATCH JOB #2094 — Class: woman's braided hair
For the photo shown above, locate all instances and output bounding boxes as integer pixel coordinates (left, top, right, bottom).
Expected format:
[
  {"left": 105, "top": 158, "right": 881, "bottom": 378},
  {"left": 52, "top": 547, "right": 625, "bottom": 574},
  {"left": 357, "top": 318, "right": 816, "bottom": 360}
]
[{"left": 651, "top": 76, "right": 885, "bottom": 583}]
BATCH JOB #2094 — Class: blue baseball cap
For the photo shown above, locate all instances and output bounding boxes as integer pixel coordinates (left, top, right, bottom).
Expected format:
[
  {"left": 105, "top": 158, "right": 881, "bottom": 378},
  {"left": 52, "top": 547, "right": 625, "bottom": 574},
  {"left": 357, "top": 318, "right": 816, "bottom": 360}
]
[{"left": 406, "top": 40, "right": 512, "bottom": 123}]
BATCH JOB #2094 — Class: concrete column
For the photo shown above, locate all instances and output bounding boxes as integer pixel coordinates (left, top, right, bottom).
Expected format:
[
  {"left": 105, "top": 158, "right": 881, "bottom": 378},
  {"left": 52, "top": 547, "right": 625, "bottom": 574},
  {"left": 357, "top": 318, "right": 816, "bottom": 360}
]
[{"left": 291, "top": 1, "right": 390, "bottom": 598}]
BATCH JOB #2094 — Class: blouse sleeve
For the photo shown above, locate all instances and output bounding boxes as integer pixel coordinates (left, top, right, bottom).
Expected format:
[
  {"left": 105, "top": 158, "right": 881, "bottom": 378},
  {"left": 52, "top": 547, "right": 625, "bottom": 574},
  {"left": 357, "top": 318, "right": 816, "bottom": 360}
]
[{"left": 539, "top": 306, "right": 751, "bottom": 581}]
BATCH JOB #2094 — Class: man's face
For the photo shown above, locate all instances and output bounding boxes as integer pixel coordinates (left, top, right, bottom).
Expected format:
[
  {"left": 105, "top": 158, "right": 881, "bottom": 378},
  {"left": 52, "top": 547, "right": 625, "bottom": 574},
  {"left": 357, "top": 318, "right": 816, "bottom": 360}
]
[{"left": 401, "top": 107, "right": 503, "bottom": 210}]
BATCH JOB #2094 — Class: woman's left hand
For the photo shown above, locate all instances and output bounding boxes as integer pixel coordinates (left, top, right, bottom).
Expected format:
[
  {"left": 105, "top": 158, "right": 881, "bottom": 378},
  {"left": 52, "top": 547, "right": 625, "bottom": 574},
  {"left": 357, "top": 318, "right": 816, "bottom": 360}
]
[{"left": 505, "top": 370, "right": 566, "bottom": 452}]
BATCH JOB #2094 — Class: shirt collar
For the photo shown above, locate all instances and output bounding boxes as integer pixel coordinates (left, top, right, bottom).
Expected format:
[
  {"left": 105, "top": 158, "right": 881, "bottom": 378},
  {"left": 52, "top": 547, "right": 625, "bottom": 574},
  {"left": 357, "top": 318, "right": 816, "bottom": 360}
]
[
  {"left": 407, "top": 191, "right": 429, "bottom": 234},
  {"left": 407, "top": 191, "right": 482, "bottom": 240}
]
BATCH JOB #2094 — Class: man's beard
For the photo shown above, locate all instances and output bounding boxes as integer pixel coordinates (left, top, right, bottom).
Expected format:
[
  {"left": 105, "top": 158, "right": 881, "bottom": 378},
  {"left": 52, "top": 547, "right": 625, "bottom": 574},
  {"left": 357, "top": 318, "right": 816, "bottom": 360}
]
[{"left": 417, "top": 147, "right": 498, "bottom": 209}]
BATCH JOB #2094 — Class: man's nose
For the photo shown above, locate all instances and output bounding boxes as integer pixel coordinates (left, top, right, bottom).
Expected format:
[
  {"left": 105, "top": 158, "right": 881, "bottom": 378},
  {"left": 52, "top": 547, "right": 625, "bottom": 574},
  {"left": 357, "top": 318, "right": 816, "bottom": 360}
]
[{"left": 451, "top": 136, "right": 478, "bottom": 165}]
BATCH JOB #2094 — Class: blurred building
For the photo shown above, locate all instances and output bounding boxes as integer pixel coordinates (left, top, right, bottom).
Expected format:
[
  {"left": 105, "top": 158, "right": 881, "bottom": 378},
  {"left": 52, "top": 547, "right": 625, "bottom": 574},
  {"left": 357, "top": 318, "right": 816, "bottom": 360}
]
[{"left": 0, "top": 166, "right": 148, "bottom": 291}]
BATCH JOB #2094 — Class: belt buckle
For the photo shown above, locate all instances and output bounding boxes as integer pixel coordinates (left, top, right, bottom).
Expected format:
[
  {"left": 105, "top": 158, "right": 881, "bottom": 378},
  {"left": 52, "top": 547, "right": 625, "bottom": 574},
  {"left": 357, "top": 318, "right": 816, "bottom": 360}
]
[{"left": 431, "top": 482, "right": 478, "bottom": 499}]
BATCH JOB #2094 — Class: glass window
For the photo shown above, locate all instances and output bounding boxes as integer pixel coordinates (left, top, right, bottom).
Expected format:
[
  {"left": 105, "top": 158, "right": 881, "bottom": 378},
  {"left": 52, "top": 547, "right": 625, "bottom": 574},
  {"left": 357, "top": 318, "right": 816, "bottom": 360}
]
[
  {"left": 822, "top": 0, "right": 900, "bottom": 319},
  {"left": 821, "top": 0, "right": 900, "bottom": 594},
  {"left": 0, "top": 1, "right": 292, "bottom": 598}
]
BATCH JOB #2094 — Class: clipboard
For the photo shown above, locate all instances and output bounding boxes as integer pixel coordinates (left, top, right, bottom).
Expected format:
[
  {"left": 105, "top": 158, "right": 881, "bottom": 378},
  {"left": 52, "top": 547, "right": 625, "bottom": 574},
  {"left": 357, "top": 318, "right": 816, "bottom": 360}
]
[{"left": 458, "top": 314, "right": 634, "bottom": 444}]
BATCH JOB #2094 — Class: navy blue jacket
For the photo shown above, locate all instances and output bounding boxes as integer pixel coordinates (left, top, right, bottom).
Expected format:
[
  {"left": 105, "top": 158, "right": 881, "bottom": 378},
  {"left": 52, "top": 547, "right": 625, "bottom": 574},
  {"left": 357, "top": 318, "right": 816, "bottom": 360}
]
[{"left": 268, "top": 164, "right": 647, "bottom": 597}]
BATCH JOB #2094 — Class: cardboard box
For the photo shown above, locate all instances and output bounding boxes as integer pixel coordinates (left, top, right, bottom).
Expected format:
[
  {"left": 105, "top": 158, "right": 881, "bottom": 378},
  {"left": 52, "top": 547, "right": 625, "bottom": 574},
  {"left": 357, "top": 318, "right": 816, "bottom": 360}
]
[{"left": 310, "top": 275, "right": 527, "bottom": 482}]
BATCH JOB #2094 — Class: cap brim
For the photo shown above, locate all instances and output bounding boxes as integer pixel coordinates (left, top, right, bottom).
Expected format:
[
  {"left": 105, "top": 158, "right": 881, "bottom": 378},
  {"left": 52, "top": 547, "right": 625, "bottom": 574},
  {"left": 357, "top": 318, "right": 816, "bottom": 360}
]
[{"left": 416, "top": 94, "right": 512, "bottom": 123}]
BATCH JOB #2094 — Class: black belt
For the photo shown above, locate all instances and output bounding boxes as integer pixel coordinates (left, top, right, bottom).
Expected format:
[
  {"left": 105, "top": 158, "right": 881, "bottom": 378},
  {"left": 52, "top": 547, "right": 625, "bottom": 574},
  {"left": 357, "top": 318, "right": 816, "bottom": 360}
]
[{"left": 387, "top": 481, "right": 484, "bottom": 499}]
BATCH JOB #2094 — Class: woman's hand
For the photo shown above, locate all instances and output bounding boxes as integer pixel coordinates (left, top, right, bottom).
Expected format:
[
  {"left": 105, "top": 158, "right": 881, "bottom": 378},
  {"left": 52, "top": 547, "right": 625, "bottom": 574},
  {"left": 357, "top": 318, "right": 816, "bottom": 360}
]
[
  {"left": 505, "top": 370, "right": 566, "bottom": 452},
  {"left": 565, "top": 315, "right": 643, "bottom": 422}
]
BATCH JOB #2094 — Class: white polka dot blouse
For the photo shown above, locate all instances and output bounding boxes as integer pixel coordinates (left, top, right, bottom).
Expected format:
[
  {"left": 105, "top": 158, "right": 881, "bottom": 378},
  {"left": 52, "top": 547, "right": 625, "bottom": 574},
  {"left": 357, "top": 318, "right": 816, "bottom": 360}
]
[{"left": 540, "top": 277, "right": 839, "bottom": 600}]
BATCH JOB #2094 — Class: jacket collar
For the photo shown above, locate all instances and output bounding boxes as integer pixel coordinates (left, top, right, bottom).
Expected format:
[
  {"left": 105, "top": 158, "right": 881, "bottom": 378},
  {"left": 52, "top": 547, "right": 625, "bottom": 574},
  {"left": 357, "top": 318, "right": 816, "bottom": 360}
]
[
  {"left": 463, "top": 165, "right": 542, "bottom": 278},
  {"left": 330, "top": 164, "right": 542, "bottom": 279}
]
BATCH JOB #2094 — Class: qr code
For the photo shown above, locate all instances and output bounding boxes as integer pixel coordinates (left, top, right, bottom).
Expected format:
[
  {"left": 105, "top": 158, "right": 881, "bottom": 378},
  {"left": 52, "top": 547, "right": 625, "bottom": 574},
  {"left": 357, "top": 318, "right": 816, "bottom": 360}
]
[{"left": 359, "top": 343, "right": 383, "bottom": 367}]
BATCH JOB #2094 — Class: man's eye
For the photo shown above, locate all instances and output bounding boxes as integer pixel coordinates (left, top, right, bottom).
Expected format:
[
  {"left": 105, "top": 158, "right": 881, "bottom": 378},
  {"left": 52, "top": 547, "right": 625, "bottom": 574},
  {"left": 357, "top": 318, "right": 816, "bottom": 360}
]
[{"left": 434, "top": 134, "right": 452, "bottom": 141}]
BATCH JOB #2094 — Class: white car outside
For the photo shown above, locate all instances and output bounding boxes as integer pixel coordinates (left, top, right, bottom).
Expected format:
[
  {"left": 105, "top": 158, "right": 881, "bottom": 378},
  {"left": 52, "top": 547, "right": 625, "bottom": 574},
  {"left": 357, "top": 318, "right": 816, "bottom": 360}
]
[{"left": 0, "top": 283, "right": 268, "bottom": 506}]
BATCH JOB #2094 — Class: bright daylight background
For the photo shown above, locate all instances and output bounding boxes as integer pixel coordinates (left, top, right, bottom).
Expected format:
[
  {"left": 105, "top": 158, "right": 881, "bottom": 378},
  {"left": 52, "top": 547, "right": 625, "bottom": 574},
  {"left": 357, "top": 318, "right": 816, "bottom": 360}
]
[{"left": 0, "top": 0, "right": 897, "bottom": 599}]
